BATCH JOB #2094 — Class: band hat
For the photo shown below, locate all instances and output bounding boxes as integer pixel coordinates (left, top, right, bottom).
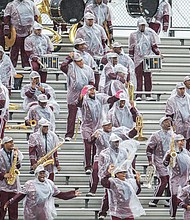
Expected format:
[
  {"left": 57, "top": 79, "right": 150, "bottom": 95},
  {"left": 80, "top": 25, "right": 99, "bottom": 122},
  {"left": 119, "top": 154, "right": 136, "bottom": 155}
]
[
  {"left": 38, "top": 94, "right": 48, "bottom": 102},
  {"left": 102, "top": 120, "right": 112, "bottom": 126},
  {"left": 38, "top": 117, "right": 50, "bottom": 127},
  {"left": 112, "top": 42, "right": 122, "bottom": 48},
  {"left": 107, "top": 52, "right": 118, "bottom": 59},
  {"left": 159, "top": 116, "right": 172, "bottom": 126},
  {"left": 174, "top": 134, "right": 185, "bottom": 142},
  {"left": 30, "top": 71, "right": 40, "bottom": 79},
  {"left": 137, "top": 16, "right": 148, "bottom": 26},
  {"left": 34, "top": 164, "right": 49, "bottom": 177},
  {"left": 74, "top": 38, "right": 86, "bottom": 46},
  {"left": 84, "top": 12, "right": 95, "bottom": 20},
  {"left": 33, "top": 21, "right": 43, "bottom": 30},
  {"left": 73, "top": 52, "right": 83, "bottom": 62},
  {"left": 87, "top": 85, "right": 96, "bottom": 90},
  {"left": 114, "top": 64, "right": 128, "bottom": 74},
  {"left": 176, "top": 82, "right": 185, "bottom": 89},
  {"left": 109, "top": 133, "right": 121, "bottom": 142},
  {"left": 113, "top": 167, "right": 127, "bottom": 175},
  {"left": 2, "top": 136, "right": 13, "bottom": 144},
  {"left": 184, "top": 76, "right": 190, "bottom": 82}
]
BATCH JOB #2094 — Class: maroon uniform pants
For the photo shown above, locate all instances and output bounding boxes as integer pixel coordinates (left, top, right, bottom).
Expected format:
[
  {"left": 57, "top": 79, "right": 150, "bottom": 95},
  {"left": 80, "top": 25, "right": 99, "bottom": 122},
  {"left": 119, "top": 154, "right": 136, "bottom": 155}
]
[
  {"left": 151, "top": 175, "right": 170, "bottom": 204},
  {"left": 31, "top": 61, "right": 47, "bottom": 83},
  {"left": 83, "top": 139, "right": 96, "bottom": 171},
  {"left": 135, "top": 62, "right": 152, "bottom": 98},
  {"left": 99, "top": 189, "right": 109, "bottom": 217},
  {"left": 89, "top": 161, "right": 99, "bottom": 194},
  {"left": 0, "top": 117, "right": 7, "bottom": 139},
  {"left": 0, "top": 191, "right": 18, "bottom": 220},
  {"left": 65, "top": 103, "right": 78, "bottom": 139},
  {"left": 10, "top": 35, "right": 30, "bottom": 68}
]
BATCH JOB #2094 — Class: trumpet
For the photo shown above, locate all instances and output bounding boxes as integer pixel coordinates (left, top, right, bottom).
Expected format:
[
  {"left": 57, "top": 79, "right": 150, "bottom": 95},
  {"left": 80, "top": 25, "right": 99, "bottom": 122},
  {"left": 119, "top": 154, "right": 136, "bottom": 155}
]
[
  {"left": 5, "top": 120, "right": 36, "bottom": 130},
  {"left": 134, "top": 115, "right": 148, "bottom": 141}
]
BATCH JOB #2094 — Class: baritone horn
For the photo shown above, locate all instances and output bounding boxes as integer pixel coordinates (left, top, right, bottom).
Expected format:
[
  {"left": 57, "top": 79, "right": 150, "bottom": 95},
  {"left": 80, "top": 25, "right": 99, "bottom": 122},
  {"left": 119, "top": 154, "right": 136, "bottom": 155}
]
[
  {"left": 134, "top": 115, "right": 148, "bottom": 141},
  {"left": 128, "top": 81, "right": 134, "bottom": 101}
]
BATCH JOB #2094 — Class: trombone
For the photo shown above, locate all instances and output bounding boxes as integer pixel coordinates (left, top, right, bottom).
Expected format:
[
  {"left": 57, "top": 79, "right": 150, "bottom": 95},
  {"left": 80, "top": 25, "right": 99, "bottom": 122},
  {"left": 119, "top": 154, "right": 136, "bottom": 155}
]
[{"left": 5, "top": 120, "right": 36, "bottom": 130}]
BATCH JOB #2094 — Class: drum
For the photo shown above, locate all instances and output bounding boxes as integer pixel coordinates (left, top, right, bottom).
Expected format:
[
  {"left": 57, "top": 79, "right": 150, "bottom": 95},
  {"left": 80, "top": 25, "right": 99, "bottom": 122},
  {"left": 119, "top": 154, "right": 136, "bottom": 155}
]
[
  {"left": 50, "top": 0, "right": 85, "bottom": 24},
  {"left": 40, "top": 54, "right": 59, "bottom": 71},
  {"left": 126, "top": 0, "right": 159, "bottom": 18},
  {"left": 143, "top": 55, "right": 162, "bottom": 72}
]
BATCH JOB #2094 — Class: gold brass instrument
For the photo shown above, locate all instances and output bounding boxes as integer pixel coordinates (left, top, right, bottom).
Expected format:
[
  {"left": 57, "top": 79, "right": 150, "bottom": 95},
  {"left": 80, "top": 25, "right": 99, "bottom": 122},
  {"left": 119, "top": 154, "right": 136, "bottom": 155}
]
[
  {"left": 128, "top": 81, "right": 134, "bottom": 102},
  {"left": 143, "top": 165, "right": 155, "bottom": 188},
  {"left": 169, "top": 136, "right": 177, "bottom": 168},
  {"left": 134, "top": 115, "right": 148, "bottom": 141},
  {"left": 5, "top": 25, "right": 16, "bottom": 48},
  {"left": 9, "top": 103, "right": 20, "bottom": 110},
  {"left": 36, "top": 0, "right": 50, "bottom": 24},
  {"left": 5, "top": 120, "right": 36, "bottom": 130},
  {"left": 7, "top": 149, "right": 20, "bottom": 185},
  {"left": 103, "top": 20, "right": 112, "bottom": 48},
  {"left": 34, "top": 137, "right": 64, "bottom": 169},
  {"left": 69, "top": 23, "right": 78, "bottom": 44}
]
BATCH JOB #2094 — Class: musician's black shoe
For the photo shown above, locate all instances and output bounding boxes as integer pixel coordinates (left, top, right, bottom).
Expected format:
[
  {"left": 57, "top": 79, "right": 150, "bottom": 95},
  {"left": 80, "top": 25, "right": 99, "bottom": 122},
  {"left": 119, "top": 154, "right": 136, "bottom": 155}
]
[{"left": 55, "top": 203, "right": 59, "bottom": 207}]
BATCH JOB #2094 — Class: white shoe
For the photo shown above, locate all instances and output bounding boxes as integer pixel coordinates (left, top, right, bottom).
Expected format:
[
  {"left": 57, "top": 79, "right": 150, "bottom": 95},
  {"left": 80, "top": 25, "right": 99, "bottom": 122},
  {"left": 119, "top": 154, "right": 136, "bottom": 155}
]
[
  {"left": 85, "top": 169, "right": 92, "bottom": 175},
  {"left": 98, "top": 216, "right": 105, "bottom": 220},
  {"left": 163, "top": 200, "right": 170, "bottom": 207},
  {"left": 24, "top": 66, "right": 31, "bottom": 71},
  {"left": 136, "top": 97, "right": 142, "bottom": 101},
  {"left": 86, "top": 192, "right": 95, "bottom": 197},
  {"left": 146, "top": 96, "right": 154, "bottom": 101},
  {"left": 65, "top": 137, "right": 72, "bottom": 142},
  {"left": 149, "top": 201, "right": 157, "bottom": 207}
]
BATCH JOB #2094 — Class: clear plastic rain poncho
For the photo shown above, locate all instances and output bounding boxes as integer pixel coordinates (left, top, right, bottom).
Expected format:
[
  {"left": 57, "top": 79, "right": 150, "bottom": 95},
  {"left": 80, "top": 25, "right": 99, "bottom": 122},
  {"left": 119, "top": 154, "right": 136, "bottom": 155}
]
[
  {"left": 0, "top": 46, "right": 16, "bottom": 90},
  {"left": 108, "top": 98, "right": 134, "bottom": 129},
  {"left": 129, "top": 16, "right": 160, "bottom": 68},
  {"left": 21, "top": 165, "right": 59, "bottom": 220},
  {"left": 99, "top": 53, "right": 118, "bottom": 94},
  {"left": 0, "top": 79, "right": 9, "bottom": 118},
  {"left": 107, "top": 176, "right": 145, "bottom": 218},
  {"left": 21, "top": 71, "right": 60, "bottom": 115},
  {"left": 98, "top": 138, "right": 139, "bottom": 179},
  {"left": 78, "top": 17, "right": 107, "bottom": 56}
]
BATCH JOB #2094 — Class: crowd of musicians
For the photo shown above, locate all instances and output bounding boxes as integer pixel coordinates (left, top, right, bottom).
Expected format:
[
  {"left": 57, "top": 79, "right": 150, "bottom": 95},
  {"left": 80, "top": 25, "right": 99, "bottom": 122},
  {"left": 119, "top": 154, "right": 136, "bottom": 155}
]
[{"left": 1, "top": 0, "right": 190, "bottom": 220}]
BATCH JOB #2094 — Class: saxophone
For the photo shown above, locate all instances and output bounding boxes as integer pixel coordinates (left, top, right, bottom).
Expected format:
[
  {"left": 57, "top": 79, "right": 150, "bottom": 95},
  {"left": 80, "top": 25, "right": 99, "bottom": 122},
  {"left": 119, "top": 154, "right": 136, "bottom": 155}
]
[
  {"left": 7, "top": 149, "right": 20, "bottom": 185},
  {"left": 169, "top": 136, "right": 177, "bottom": 168},
  {"left": 34, "top": 137, "right": 64, "bottom": 169}
]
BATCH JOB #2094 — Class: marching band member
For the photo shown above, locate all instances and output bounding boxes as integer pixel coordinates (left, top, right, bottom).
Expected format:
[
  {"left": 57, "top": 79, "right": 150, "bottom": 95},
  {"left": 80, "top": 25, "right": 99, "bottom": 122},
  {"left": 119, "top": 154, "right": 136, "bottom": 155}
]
[
  {"left": 75, "top": 12, "right": 107, "bottom": 57},
  {"left": 146, "top": 116, "right": 173, "bottom": 207},
  {"left": 0, "top": 136, "right": 23, "bottom": 220},
  {"left": 78, "top": 85, "right": 122, "bottom": 174},
  {"left": 129, "top": 16, "right": 161, "bottom": 101},
  {"left": 101, "top": 165, "right": 145, "bottom": 220},
  {"left": 163, "top": 134, "right": 190, "bottom": 220},
  {"left": 149, "top": 0, "right": 172, "bottom": 36},
  {"left": 4, "top": 0, "right": 39, "bottom": 68},
  {"left": 21, "top": 71, "right": 60, "bottom": 115},
  {"left": 4, "top": 164, "right": 80, "bottom": 220},
  {"left": 0, "top": 45, "right": 16, "bottom": 96},
  {"left": 0, "top": 80, "right": 9, "bottom": 139},
  {"left": 177, "top": 179, "right": 190, "bottom": 220},
  {"left": 28, "top": 118, "right": 61, "bottom": 180},
  {"left": 73, "top": 38, "right": 100, "bottom": 90},
  {"left": 98, "top": 133, "right": 140, "bottom": 220},
  {"left": 84, "top": 0, "right": 113, "bottom": 44},
  {"left": 183, "top": 76, "right": 190, "bottom": 95},
  {"left": 25, "top": 94, "right": 56, "bottom": 132},
  {"left": 108, "top": 93, "right": 138, "bottom": 129},
  {"left": 87, "top": 119, "right": 139, "bottom": 196},
  {"left": 60, "top": 52, "right": 95, "bottom": 142},
  {"left": 165, "top": 82, "right": 190, "bottom": 141},
  {"left": 25, "top": 21, "right": 54, "bottom": 83}
]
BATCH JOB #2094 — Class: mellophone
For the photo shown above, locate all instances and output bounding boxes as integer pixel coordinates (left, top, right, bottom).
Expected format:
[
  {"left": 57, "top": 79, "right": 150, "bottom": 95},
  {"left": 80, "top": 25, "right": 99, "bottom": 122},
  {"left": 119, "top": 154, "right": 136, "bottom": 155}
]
[
  {"left": 39, "top": 54, "right": 59, "bottom": 71},
  {"left": 143, "top": 55, "right": 162, "bottom": 72}
]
